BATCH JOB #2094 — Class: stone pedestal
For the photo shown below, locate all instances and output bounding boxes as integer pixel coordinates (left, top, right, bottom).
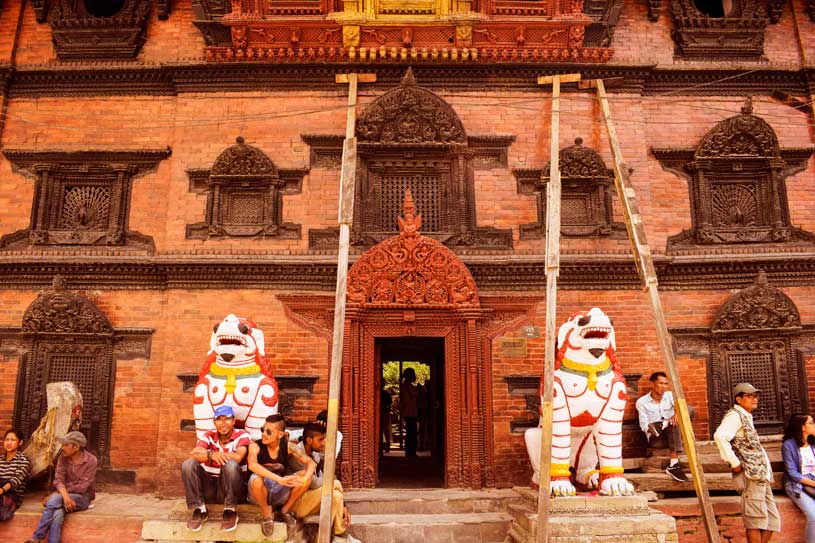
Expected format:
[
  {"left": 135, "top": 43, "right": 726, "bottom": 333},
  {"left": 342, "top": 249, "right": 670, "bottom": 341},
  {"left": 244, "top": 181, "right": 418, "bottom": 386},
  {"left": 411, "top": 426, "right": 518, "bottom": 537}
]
[{"left": 506, "top": 488, "right": 678, "bottom": 543}]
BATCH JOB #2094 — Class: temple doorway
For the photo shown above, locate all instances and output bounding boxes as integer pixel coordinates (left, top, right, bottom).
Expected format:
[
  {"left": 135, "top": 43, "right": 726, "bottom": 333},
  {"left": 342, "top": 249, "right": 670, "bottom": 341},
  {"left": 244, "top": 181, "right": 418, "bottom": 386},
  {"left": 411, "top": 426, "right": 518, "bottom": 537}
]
[{"left": 376, "top": 337, "right": 445, "bottom": 488}]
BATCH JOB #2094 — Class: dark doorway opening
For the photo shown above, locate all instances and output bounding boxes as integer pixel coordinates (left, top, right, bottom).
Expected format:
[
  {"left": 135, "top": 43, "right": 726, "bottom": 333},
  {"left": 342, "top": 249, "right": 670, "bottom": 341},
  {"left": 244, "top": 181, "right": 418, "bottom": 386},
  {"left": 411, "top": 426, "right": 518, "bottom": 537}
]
[{"left": 376, "top": 337, "right": 445, "bottom": 488}]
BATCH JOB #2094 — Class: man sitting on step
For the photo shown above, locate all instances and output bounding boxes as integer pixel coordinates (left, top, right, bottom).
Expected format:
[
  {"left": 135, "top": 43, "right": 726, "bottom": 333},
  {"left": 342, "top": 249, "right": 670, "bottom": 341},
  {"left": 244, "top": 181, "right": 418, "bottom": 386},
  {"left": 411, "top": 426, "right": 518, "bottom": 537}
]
[
  {"left": 181, "top": 405, "right": 250, "bottom": 533},
  {"left": 247, "top": 414, "right": 315, "bottom": 537},
  {"left": 635, "top": 371, "right": 694, "bottom": 482},
  {"left": 287, "top": 422, "right": 360, "bottom": 543}
]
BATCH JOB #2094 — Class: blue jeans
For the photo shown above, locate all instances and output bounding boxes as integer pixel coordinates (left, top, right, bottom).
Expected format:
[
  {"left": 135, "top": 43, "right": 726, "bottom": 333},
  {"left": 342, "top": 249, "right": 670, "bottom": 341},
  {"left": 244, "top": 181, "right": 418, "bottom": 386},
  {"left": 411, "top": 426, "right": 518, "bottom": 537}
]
[
  {"left": 786, "top": 483, "right": 815, "bottom": 542},
  {"left": 32, "top": 492, "right": 91, "bottom": 543}
]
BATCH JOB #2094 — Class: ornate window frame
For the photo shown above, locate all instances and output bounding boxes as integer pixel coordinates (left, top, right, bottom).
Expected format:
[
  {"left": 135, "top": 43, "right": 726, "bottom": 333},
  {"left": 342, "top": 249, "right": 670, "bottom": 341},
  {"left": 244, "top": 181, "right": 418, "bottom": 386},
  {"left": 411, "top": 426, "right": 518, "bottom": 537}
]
[
  {"left": 306, "top": 69, "right": 513, "bottom": 254},
  {"left": 672, "top": 272, "right": 815, "bottom": 436},
  {"left": 515, "top": 137, "right": 624, "bottom": 239},
  {"left": 186, "top": 137, "right": 306, "bottom": 240},
  {"left": 31, "top": 0, "right": 163, "bottom": 61},
  {"left": 666, "top": 0, "right": 786, "bottom": 59},
  {"left": 0, "top": 277, "right": 153, "bottom": 469},
  {"left": 0, "top": 149, "right": 171, "bottom": 253},
  {"left": 652, "top": 99, "right": 815, "bottom": 254}
]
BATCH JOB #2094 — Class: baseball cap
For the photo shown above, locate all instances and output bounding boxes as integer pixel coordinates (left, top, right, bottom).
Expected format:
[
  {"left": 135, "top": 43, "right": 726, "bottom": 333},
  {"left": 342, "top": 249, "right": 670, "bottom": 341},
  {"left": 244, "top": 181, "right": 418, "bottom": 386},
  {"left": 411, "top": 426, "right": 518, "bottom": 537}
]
[
  {"left": 57, "top": 431, "right": 87, "bottom": 447},
  {"left": 734, "top": 383, "right": 761, "bottom": 396},
  {"left": 213, "top": 405, "right": 235, "bottom": 418}
]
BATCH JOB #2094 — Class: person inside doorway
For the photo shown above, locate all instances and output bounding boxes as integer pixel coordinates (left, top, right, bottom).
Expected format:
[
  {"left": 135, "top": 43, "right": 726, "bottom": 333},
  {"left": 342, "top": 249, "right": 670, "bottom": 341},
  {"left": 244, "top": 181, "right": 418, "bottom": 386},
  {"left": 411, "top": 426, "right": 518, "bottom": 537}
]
[
  {"left": 399, "top": 368, "right": 419, "bottom": 457},
  {"left": 714, "top": 383, "right": 780, "bottom": 543},
  {"left": 635, "top": 371, "right": 694, "bottom": 482}
]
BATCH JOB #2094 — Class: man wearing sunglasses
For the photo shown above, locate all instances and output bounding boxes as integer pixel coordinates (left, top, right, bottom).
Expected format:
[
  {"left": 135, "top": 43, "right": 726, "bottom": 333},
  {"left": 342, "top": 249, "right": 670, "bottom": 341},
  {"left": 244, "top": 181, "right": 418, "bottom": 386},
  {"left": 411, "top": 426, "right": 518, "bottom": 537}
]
[
  {"left": 181, "top": 405, "right": 250, "bottom": 533},
  {"left": 247, "top": 414, "right": 314, "bottom": 537}
]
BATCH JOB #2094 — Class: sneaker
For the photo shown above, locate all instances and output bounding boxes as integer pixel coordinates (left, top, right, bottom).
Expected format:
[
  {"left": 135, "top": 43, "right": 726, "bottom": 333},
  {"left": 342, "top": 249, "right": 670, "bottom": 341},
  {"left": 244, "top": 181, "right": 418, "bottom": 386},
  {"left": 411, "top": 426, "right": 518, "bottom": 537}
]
[
  {"left": 666, "top": 463, "right": 689, "bottom": 482},
  {"left": 261, "top": 516, "right": 275, "bottom": 537},
  {"left": 186, "top": 508, "right": 207, "bottom": 532},
  {"left": 282, "top": 511, "right": 297, "bottom": 532},
  {"left": 221, "top": 508, "right": 239, "bottom": 532}
]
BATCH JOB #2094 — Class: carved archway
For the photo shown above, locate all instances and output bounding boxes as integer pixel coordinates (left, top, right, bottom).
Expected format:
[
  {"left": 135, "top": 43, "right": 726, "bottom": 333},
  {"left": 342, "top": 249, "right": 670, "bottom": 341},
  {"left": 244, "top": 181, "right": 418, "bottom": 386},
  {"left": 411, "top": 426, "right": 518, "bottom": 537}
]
[{"left": 281, "top": 192, "right": 539, "bottom": 488}]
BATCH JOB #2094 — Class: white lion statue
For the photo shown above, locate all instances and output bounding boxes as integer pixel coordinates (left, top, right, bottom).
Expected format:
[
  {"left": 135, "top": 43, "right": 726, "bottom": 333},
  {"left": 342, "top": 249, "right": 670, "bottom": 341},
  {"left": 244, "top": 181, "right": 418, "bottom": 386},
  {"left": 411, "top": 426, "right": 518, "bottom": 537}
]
[{"left": 525, "top": 307, "right": 635, "bottom": 496}]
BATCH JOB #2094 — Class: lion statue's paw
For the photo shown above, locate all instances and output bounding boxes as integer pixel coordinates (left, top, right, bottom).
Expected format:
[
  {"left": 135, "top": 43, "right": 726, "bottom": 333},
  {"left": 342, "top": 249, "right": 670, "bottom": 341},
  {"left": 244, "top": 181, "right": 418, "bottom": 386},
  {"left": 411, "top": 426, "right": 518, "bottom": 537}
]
[
  {"left": 586, "top": 471, "right": 600, "bottom": 489},
  {"left": 599, "top": 477, "right": 635, "bottom": 496},
  {"left": 550, "top": 480, "right": 577, "bottom": 497}
]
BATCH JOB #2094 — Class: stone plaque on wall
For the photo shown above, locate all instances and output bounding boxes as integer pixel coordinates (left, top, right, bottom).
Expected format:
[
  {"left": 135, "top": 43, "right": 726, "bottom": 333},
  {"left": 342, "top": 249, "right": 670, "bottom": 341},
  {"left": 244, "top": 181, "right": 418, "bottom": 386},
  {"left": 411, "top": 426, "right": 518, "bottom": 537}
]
[{"left": 499, "top": 337, "right": 527, "bottom": 359}]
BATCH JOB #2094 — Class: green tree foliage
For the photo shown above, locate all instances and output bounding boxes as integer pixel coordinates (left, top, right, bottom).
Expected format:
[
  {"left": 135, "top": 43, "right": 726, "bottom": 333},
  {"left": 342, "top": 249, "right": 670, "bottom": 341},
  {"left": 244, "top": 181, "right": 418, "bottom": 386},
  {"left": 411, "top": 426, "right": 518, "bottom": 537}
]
[{"left": 382, "top": 360, "right": 430, "bottom": 391}]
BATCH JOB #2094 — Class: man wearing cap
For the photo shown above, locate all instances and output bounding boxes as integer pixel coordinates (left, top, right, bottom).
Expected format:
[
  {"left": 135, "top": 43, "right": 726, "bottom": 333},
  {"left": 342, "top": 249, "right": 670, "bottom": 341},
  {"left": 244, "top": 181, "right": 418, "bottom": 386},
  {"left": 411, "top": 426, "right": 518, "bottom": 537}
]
[
  {"left": 181, "top": 405, "right": 251, "bottom": 532},
  {"left": 25, "top": 431, "right": 97, "bottom": 543},
  {"left": 714, "top": 383, "right": 779, "bottom": 543}
]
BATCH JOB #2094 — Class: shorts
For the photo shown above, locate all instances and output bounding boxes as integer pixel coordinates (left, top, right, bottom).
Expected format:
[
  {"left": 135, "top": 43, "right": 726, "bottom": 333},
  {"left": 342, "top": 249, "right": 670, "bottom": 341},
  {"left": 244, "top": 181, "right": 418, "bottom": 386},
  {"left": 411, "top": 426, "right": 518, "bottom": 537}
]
[
  {"left": 737, "top": 473, "right": 780, "bottom": 532},
  {"left": 248, "top": 473, "right": 292, "bottom": 507}
]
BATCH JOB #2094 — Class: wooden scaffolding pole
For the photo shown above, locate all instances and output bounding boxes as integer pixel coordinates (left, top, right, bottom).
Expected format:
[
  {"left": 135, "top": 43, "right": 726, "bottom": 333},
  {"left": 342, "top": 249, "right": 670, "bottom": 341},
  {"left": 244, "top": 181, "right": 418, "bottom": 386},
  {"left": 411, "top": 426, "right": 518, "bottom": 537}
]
[
  {"left": 535, "top": 72, "right": 580, "bottom": 543},
  {"left": 318, "top": 72, "right": 376, "bottom": 543},
  {"left": 587, "top": 78, "right": 722, "bottom": 543}
]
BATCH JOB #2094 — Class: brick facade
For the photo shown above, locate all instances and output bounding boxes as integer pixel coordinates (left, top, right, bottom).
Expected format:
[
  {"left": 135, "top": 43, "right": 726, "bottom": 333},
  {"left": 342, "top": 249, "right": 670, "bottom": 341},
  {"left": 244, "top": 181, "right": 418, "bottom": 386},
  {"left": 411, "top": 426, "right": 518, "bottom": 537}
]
[{"left": 0, "top": 0, "right": 813, "bottom": 496}]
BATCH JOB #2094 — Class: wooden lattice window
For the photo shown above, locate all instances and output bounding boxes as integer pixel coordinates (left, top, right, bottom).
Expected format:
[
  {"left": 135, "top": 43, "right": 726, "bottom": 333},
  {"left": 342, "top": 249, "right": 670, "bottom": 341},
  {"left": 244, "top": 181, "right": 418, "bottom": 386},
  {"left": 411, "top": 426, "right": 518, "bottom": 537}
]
[
  {"left": 186, "top": 137, "right": 305, "bottom": 240},
  {"left": 672, "top": 272, "right": 815, "bottom": 437},
  {"left": 307, "top": 70, "right": 512, "bottom": 253},
  {"left": 0, "top": 149, "right": 170, "bottom": 252},
  {"left": 653, "top": 99, "right": 814, "bottom": 253},
  {"left": 516, "top": 137, "right": 622, "bottom": 239}
]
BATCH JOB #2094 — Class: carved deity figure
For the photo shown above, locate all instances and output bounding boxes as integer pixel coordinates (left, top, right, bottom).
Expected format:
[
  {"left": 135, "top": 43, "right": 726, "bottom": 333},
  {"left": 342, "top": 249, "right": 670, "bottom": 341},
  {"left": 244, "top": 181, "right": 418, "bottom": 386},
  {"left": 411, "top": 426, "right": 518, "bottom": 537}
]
[
  {"left": 193, "top": 314, "right": 278, "bottom": 440},
  {"left": 525, "top": 308, "right": 635, "bottom": 496}
]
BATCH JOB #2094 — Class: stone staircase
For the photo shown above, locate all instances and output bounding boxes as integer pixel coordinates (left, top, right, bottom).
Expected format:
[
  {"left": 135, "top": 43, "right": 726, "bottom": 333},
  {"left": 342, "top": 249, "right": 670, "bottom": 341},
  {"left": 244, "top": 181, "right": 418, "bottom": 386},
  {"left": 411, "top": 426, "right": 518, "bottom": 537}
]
[
  {"left": 624, "top": 436, "right": 784, "bottom": 493},
  {"left": 136, "top": 488, "right": 519, "bottom": 543}
]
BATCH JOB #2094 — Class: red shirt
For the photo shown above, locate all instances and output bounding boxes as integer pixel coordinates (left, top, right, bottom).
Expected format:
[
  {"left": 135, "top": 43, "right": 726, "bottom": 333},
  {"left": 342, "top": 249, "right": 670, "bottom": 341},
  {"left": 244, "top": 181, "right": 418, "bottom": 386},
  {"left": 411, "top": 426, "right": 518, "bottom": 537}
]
[
  {"left": 196, "top": 429, "right": 251, "bottom": 476},
  {"left": 53, "top": 450, "right": 97, "bottom": 500}
]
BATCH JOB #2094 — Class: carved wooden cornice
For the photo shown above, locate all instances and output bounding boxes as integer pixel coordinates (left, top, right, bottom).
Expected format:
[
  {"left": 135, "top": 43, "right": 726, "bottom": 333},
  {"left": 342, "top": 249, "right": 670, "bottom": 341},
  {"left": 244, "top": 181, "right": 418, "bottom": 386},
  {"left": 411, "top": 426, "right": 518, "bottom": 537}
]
[
  {"left": 0, "top": 254, "right": 813, "bottom": 291},
  {"left": 4, "top": 63, "right": 812, "bottom": 97}
]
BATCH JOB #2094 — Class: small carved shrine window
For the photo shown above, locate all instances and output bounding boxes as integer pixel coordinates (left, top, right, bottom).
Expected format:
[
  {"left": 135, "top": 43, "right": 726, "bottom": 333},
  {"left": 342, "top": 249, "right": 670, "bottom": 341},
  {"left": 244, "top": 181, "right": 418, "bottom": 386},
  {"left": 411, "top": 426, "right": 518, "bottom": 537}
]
[
  {"left": 668, "top": 0, "right": 785, "bottom": 58},
  {"left": 0, "top": 149, "right": 171, "bottom": 252},
  {"left": 186, "top": 137, "right": 305, "bottom": 240},
  {"left": 32, "top": 0, "right": 160, "bottom": 60},
  {"left": 672, "top": 272, "right": 815, "bottom": 436},
  {"left": 515, "top": 137, "right": 622, "bottom": 239},
  {"left": 653, "top": 99, "right": 815, "bottom": 253},
  {"left": 306, "top": 69, "right": 513, "bottom": 253}
]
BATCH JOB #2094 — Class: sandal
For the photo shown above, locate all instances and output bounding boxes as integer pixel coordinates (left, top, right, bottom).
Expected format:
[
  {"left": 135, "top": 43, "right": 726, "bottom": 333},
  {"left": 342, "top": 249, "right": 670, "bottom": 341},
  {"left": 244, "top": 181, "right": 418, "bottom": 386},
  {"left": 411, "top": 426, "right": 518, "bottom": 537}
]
[{"left": 261, "top": 516, "right": 275, "bottom": 537}]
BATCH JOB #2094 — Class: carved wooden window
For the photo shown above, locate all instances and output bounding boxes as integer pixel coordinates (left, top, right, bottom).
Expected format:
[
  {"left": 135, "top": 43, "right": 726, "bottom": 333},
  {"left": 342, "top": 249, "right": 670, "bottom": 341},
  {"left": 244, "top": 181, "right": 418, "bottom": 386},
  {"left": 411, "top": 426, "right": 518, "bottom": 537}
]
[
  {"left": 668, "top": 0, "right": 785, "bottom": 58},
  {"left": 0, "top": 150, "right": 171, "bottom": 252},
  {"left": 672, "top": 272, "right": 815, "bottom": 436},
  {"left": 307, "top": 70, "right": 513, "bottom": 254},
  {"left": 653, "top": 99, "right": 814, "bottom": 253},
  {"left": 31, "top": 0, "right": 159, "bottom": 60},
  {"left": 516, "top": 137, "right": 621, "bottom": 239},
  {"left": 186, "top": 137, "right": 305, "bottom": 240}
]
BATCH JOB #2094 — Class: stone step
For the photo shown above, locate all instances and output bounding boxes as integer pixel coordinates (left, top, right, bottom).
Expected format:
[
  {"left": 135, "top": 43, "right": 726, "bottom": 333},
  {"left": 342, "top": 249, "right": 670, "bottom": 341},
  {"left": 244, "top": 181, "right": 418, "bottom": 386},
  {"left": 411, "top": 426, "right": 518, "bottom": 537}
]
[
  {"left": 626, "top": 471, "right": 783, "bottom": 492},
  {"left": 331, "top": 512, "right": 513, "bottom": 543},
  {"left": 343, "top": 488, "right": 521, "bottom": 515},
  {"left": 141, "top": 519, "right": 287, "bottom": 542}
]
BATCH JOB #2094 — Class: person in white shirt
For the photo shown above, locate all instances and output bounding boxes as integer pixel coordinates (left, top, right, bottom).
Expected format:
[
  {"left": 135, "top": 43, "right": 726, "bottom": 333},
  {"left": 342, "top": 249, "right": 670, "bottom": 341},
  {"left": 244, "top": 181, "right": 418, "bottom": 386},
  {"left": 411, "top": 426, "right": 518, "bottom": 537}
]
[
  {"left": 635, "top": 371, "right": 693, "bottom": 482},
  {"left": 714, "top": 383, "right": 779, "bottom": 543}
]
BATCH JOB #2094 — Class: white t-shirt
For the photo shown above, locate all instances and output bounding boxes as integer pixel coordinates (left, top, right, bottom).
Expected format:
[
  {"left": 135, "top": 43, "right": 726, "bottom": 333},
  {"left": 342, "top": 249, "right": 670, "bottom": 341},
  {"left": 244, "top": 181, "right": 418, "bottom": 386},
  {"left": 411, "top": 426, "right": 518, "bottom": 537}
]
[{"left": 801, "top": 445, "right": 815, "bottom": 476}]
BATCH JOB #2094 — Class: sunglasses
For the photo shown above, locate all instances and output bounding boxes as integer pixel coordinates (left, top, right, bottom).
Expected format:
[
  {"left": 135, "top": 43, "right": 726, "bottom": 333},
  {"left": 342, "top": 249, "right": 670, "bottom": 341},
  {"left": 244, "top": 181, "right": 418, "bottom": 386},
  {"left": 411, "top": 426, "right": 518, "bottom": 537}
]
[{"left": 262, "top": 428, "right": 277, "bottom": 435}]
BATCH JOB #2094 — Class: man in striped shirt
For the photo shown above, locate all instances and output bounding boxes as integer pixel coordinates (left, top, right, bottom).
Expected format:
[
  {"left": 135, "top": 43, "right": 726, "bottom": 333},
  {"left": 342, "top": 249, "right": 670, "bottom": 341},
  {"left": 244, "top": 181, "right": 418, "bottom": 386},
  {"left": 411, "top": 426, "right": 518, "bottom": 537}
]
[{"left": 181, "top": 405, "right": 250, "bottom": 532}]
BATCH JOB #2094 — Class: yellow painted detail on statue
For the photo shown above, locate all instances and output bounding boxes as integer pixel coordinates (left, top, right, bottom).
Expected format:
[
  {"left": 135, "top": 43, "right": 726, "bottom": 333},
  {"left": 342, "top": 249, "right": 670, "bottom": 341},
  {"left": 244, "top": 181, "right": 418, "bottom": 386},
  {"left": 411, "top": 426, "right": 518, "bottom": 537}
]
[
  {"left": 559, "top": 356, "right": 611, "bottom": 391},
  {"left": 551, "top": 463, "right": 571, "bottom": 477},
  {"left": 209, "top": 363, "right": 262, "bottom": 394},
  {"left": 599, "top": 466, "right": 625, "bottom": 475}
]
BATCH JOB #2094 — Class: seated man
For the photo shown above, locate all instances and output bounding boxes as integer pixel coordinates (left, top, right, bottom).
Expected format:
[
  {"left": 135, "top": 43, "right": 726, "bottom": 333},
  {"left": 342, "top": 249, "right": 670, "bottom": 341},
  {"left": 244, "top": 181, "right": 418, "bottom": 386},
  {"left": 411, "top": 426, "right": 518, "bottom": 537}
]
[
  {"left": 287, "top": 422, "right": 360, "bottom": 543},
  {"left": 635, "top": 371, "right": 694, "bottom": 482},
  {"left": 287, "top": 409, "right": 342, "bottom": 459},
  {"left": 247, "top": 414, "right": 315, "bottom": 537},
  {"left": 181, "top": 405, "right": 250, "bottom": 532},
  {"left": 25, "top": 431, "right": 97, "bottom": 543}
]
